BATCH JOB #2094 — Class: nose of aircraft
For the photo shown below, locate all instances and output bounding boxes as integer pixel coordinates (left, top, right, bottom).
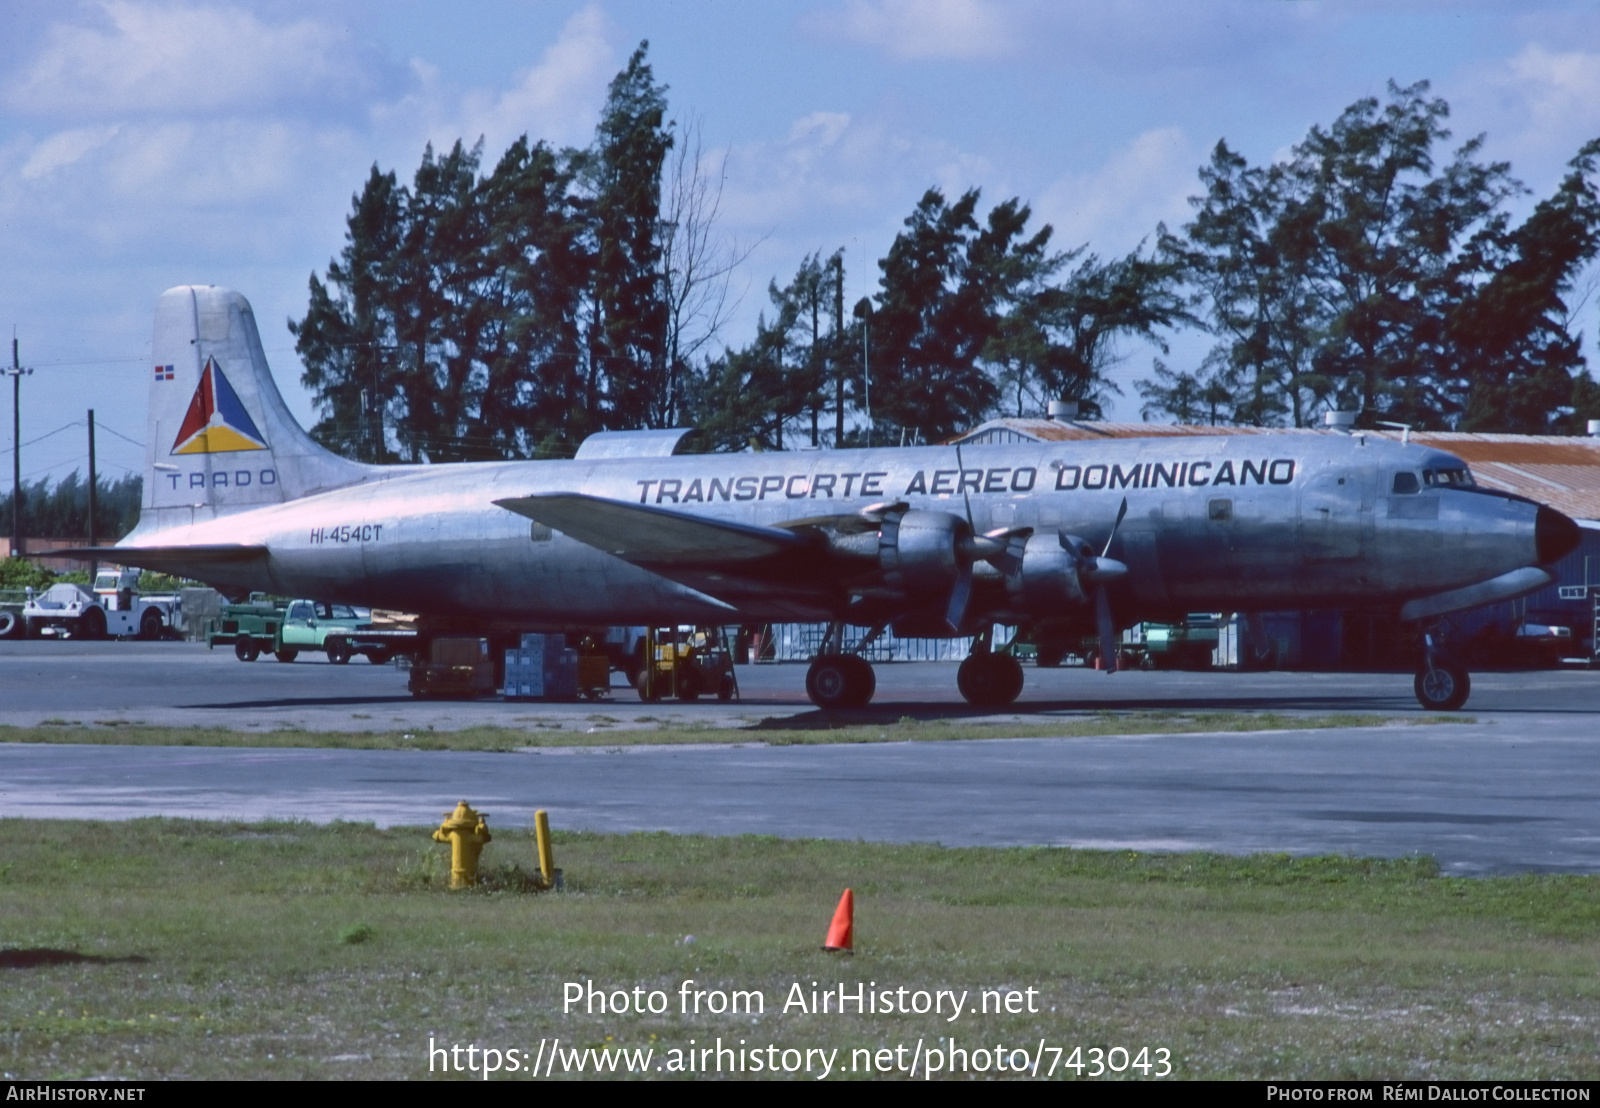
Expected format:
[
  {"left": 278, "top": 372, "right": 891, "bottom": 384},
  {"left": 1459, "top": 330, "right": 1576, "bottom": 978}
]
[{"left": 1536, "top": 505, "right": 1582, "bottom": 564}]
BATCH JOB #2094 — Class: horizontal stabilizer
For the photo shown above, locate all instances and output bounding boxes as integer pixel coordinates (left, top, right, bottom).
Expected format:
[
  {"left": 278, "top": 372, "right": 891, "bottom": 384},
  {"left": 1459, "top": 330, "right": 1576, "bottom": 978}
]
[
  {"left": 494, "top": 493, "right": 810, "bottom": 566},
  {"left": 52, "top": 544, "right": 268, "bottom": 571}
]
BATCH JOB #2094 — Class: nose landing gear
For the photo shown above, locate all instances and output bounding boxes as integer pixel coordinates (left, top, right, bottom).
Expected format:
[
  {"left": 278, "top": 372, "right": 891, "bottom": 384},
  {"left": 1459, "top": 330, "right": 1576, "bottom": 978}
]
[{"left": 1414, "top": 631, "right": 1471, "bottom": 711}]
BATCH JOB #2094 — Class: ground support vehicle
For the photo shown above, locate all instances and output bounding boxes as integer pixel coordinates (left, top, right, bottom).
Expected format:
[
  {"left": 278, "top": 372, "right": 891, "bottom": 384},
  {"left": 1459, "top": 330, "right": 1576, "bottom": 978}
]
[
  {"left": 0, "top": 590, "right": 25, "bottom": 639},
  {"left": 206, "top": 595, "right": 287, "bottom": 659},
  {"left": 636, "top": 626, "right": 738, "bottom": 702},
  {"left": 275, "top": 600, "right": 386, "bottom": 664},
  {"left": 409, "top": 635, "right": 496, "bottom": 698},
  {"left": 1139, "top": 614, "right": 1220, "bottom": 670},
  {"left": 22, "top": 576, "right": 182, "bottom": 640}
]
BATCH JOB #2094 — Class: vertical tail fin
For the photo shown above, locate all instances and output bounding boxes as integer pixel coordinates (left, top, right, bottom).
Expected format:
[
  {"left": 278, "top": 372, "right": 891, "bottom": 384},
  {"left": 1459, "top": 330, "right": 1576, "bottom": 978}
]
[{"left": 140, "top": 285, "right": 370, "bottom": 530}]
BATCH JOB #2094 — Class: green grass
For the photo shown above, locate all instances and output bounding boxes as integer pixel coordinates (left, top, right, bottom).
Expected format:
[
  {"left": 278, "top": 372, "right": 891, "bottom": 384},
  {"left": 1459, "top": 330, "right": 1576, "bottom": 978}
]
[
  {"left": 0, "top": 712, "right": 1467, "bottom": 752},
  {"left": 1, "top": 819, "right": 1596, "bottom": 1080}
]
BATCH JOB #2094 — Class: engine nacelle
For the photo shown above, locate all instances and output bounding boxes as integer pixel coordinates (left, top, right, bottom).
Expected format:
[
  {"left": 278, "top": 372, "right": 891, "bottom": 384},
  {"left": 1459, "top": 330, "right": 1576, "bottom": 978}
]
[
  {"left": 878, "top": 509, "right": 968, "bottom": 600},
  {"left": 1008, "top": 532, "right": 1092, "bottom": 614}
]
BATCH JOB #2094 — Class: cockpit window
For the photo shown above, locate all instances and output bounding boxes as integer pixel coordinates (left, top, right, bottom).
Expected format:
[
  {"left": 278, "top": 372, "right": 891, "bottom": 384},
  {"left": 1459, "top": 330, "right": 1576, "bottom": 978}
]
[
  {"left": 1392, "top": 472, "right": 1420, "bottom": 494},
  {"left": 1424, "top": 467, "right": 1474, "bottom": 489}
]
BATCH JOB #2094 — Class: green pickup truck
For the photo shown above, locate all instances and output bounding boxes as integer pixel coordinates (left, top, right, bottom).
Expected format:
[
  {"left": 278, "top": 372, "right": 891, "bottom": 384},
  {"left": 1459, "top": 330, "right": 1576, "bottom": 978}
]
[{"left": 209, "top": 597, "right": 387, "bottom": 663}]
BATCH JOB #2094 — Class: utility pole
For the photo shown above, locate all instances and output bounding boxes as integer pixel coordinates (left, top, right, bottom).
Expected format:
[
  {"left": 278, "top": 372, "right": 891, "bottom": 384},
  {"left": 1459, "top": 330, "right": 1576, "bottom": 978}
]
[
  {"left": 6, "top": 334, "right": 33, "bottom": 559},
  {"left": 87, "top": 409, "right": 98, "bottom": 580}
]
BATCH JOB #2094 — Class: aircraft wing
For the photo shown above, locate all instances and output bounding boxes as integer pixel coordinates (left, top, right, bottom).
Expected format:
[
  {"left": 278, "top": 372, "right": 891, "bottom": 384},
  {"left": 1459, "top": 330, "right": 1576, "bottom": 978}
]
[{"left": 495, "top": 493, "right": 840, "bottom": 616}]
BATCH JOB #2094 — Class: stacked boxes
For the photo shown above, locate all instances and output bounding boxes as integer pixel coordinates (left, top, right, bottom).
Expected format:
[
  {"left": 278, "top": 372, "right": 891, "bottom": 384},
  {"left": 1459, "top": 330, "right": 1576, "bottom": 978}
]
[{"left": 503, "top": 633, "right": 579, "bottom": 700}]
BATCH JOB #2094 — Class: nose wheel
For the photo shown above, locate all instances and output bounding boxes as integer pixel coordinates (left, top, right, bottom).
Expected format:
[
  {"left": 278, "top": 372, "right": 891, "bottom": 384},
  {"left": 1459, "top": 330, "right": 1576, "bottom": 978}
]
[{"left": 1414, "top": 659, "right": 1470, "bottom": 711}]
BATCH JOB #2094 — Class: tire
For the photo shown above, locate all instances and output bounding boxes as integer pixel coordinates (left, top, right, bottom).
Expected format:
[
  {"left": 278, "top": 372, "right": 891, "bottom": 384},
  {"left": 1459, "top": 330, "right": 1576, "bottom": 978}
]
[
  {"left": 367, "top": 649, "right": 391, "bottom": 666},
  {"left": 0, "top": 611, "right": 17, "bottom": 639},
  {"left": 1414, "top": 661, "right": 1471, "bottom": 711},
  {"left": 676, "top": 672, "right": 700, "bottom": 702},
  {"left": 957, "top": 653, "right": 1024, "bottom": 708},
  {"left": 636, "top": 670, "right": 661, "bottom": 701},
  {"left": 717, "top": 674, "right": 736, "bottom": 701},
  {"left": 80, "top": 607, "right": 107, "bottom": 641},
  {"left": 234, "top": 635, "right": 260, "bottom": 662},
  {"left": 805, "top": 657, "right": 854, "bottom": 710},
  {"left": 325, "top": 637, "right": 352, "bottom": 665},
  {"left": 274, "top": 648, "right": 299, "bottom": 663},
  {"left": 139, "top": 609, "right": 164, "bottom": 641},
  {"left": 805, "top": 655, "right": 874, "bottom": 710}
]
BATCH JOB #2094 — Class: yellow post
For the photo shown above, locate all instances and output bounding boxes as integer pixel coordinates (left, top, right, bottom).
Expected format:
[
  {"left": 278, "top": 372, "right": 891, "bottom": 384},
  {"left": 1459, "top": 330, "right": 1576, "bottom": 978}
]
[
  {"left": 534, "top": 808, "right": 556, "bottom": 889},
  {"left": 431, "top": 801, "right": 492, "bottom": 889}
]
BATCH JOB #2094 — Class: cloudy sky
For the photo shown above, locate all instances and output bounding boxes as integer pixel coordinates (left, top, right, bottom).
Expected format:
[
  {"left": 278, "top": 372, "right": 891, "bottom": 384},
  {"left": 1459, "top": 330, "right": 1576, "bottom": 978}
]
[{"left": 5, "top": 0, "right": 1600, "bottom": 486}]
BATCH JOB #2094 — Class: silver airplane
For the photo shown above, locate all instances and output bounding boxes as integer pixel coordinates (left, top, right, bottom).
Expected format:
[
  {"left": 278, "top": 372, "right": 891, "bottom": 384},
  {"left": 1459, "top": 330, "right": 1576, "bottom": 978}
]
[{"left": 83, "top": 285, "right": 1582, "bottom": 711}]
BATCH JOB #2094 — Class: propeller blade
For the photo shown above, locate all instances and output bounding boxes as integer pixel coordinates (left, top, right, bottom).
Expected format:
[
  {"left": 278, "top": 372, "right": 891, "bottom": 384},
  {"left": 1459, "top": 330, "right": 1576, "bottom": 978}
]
[
  {"left": 955, "top": 444, "right": 976, "bottom": 531},
  {"left": 944, "top": 565, "right": 973, "bottom": 632},
  {"left": 1094, "top": 583, "right": 1118, "bottom": 674},
  {"left": 1101, "top": 497, "right": 1129, "bottom": 559}
]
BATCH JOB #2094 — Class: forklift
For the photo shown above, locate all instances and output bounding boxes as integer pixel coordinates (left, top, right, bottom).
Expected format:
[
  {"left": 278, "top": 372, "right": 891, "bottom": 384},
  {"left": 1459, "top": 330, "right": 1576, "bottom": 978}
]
[{"left": 636, "top": 625, "right": 739, "bottom": 702}]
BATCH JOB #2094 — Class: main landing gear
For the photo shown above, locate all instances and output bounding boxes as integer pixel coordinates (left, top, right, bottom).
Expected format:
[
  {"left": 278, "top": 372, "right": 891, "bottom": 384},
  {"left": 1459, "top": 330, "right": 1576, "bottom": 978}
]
[
  {"left": 1414, "top": 631, "right": 1470, "bottom": 711},
  {"left": 804, "top": 622, "right": 879, "bottom": 710},
  {"left": 957, "top": 629, "right": 1024, "bottom": 708}
]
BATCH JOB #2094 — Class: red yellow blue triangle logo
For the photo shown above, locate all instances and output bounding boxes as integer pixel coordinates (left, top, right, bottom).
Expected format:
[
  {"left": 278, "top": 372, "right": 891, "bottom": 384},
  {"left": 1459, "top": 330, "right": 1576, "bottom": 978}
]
[{"left": 170, "top": 357, "right": 267, "bottom": 454}]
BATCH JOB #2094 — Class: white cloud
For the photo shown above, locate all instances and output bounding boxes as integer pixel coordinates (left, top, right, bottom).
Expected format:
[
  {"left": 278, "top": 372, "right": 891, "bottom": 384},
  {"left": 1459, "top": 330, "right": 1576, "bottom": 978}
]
[
  {"left": 454, "top": 4, "right": 617, "bottom": 153},
  {"left": 1037, "top": 127, "right": 1197, "bottom": 256},
  {"left": 1454, "top": 43, "right": 1600, "bottom": 179},
  {"left": 8, "top": 1, "right": 376, "bottom": 119},
  {"left": 815, "top": 0, "right": 1020, "bottom": 61},
  {"left": 19, "top": 125, "right": 121, "bottom": 179}
]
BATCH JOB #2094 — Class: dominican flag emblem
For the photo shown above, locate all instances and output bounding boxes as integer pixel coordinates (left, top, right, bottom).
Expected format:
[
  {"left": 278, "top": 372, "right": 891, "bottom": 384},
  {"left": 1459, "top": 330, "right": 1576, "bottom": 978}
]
[
  {"left": 170, "top": 357, "right": 267, "bottom": 454},
  {"left": 155, "top": 364, "right": 175, "bottom": 381}
]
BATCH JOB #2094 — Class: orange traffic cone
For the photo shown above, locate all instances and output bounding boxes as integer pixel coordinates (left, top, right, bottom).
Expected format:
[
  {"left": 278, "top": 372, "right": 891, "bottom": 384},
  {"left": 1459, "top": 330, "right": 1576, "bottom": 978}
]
[{"left": 823, "top": 888, "right": 854, "bottom": 952}]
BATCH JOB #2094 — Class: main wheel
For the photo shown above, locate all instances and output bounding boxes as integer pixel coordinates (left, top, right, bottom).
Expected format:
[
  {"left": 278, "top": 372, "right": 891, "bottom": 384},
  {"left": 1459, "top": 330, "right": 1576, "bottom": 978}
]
[
  {"left": 1414, "top": 661, "right": 1470, "bottom": 711},
  {"left": 805, "top": 655, "right": 875, "bottom": 709},
  {"left": 274, "top": 648, "right": 299, "bottom": 663},
  {"left": 325, "top": 637, "right": 352, "bottom": 665},
  {"left": 0, "top": 611, "right": 17, "bottom": 639},
  {"left": 139, "top": 609, "right": 164, "bottom": 640},
  {"left": 367, "top": 648, "right": 391, "bottom": 665},
  {"left": 717, "top": 673, "right": 736, "bottom": 701},
  {"left": 235, "top": 635, "right": 260, "bottom": 662},
  {"left": 958, "top": 653, "right": 1024, "bottom": 708}
]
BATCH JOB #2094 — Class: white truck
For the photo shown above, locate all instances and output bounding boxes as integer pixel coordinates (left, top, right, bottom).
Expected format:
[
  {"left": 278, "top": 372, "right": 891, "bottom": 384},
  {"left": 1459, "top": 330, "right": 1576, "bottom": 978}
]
[{"left": 21, "top": 569, "right": 183, "bottom": 640}]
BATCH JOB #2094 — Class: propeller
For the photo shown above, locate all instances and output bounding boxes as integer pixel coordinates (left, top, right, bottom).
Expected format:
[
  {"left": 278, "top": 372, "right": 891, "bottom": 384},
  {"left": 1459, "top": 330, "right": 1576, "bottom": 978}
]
[{"left": 1079, "top": 498, "right": 1129, "bottom": 673}]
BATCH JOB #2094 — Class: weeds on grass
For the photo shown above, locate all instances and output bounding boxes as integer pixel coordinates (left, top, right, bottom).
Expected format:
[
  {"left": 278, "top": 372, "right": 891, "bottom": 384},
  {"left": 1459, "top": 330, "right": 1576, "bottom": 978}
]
[{"left": 2, "top": 820, "right": 1598, "bottom": 1079}]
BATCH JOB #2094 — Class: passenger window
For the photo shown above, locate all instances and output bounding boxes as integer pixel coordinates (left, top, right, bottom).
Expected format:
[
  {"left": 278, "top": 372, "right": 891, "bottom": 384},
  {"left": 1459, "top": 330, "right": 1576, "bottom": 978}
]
[
  {"left": 1208, "top": 499, "right": 1232, "bottom": 522},
  {"left": 1392, "top": 472, "right": 1420, "bottom": 494}
]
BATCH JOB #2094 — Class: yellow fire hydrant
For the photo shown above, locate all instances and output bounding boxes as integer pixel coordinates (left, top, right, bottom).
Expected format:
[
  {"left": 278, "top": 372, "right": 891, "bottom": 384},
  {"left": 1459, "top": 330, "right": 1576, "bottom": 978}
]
[{"left": 432, "top": 801, "right": 492, "bottom": 889}]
